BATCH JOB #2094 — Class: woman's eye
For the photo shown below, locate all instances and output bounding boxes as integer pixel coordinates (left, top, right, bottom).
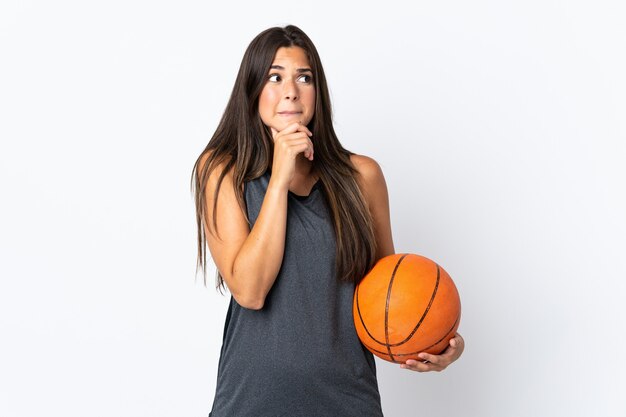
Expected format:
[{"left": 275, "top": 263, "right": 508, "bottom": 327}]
[{"left": 267, "top": 74, "right": 313, "bottom": 83}]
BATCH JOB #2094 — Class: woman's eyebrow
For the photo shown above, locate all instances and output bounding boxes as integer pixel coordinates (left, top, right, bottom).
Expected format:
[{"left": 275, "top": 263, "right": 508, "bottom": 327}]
[{"left": 270, "top": 65, "right": 312, "bottom": 73}]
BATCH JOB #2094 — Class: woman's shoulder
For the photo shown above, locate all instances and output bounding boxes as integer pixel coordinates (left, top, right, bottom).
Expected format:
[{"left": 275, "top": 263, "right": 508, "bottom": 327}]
[
  {"left": 198, "top": 149, "right": 233, "bottom": 173},
  {"left": 196, "top": 149, "right": 246, "bottom": 193},
  {"left": 349, "top": 153, "right": 386, "bottom": 185},
  {"left": 348, "top": 152, "right": 390, "bottom": 207}
]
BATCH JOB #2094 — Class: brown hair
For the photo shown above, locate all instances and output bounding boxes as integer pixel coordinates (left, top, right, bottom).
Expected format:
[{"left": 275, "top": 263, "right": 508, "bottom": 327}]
[{"left": 190, "top": 25, "right": 377, "bottom": 293}]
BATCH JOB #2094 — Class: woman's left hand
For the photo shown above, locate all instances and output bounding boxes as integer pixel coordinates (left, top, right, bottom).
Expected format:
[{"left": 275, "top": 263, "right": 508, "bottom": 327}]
[{"left": 400, "top": 332, "right": 465, "bottom": 372}]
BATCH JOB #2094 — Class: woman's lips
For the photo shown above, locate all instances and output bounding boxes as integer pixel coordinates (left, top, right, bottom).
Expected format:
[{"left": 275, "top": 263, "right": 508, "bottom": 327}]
[{"left": 278, "top": 112, "right": 302, "bottom": 116}]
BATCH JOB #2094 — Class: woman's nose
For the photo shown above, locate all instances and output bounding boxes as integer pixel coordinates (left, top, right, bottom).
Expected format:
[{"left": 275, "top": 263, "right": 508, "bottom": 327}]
[{"left": 283, "top": 79, "right": 299, "bottom": 100}]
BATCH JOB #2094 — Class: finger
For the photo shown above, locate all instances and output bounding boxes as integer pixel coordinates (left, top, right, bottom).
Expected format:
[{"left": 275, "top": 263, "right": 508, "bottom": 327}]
[
  {"left": 419, "top": 339, "right": 463, "bottom": 366},
  {"left": 280, "top": 133, "right": 315, "bottom": 156},
  {"left": 272, "top": 122, "right": 312, "bottom": 139},
  {"left": 447, "top": 334, "right": 464, "bottom": 358},
  {"left": 400, "top": 359, "right": 445, "bottom": 373},
  {"left": 302, "top": 141, "right": 312, "bottom": 159},
  {"left": 288, "top": 140, "right": 314, "bottom": 160},
  {"left": 429, "top": 343, "right": 457, "bottom": 360},
  {"left": 293, "top": 120, "right": 313, "bottom": 137},
  {"left": 275, "top": 122, "right": 306, "bottom": 139},
  {"left": 302, "top": 147, "right": 311, "bottom": 160},
  {"left": 417, "top": 352, "right": 444, "bottom": 365},
  {"left": 451, "top": 333, "right": 464, "bottom": 349},
  {"left": 435, "top": 335, "right": 463, "bottom": 356},
  {"left": 275, "top": 129, "right": 313, "bottom": 147},
  {"left": 280, "top": 130, "right": 314, "bottom": 142}
]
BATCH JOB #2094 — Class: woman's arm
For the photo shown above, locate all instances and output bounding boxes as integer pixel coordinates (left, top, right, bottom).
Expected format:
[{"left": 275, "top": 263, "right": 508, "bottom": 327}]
[
  {"left": 350, "top": 154, "right": 465, "bottom": 371},
  {"left": 201, "top": 122, "right": 314, "bottom": 310},
  {"left": 200, "top": 152, "right": 288, "bottom": 310},
  {"left": 350, "top": 154, "right": 395, "bottom": 262}
]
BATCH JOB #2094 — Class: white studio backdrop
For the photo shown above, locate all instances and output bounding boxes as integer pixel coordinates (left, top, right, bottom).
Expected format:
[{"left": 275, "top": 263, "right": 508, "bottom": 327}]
[{"left": 1, "top": 1, "right": 624, "bottom": 416}]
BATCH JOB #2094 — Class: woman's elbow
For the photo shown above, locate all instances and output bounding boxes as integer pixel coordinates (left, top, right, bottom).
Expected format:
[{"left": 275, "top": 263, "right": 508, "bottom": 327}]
[{"left": 233, "top": 291, "right": 265, "bottom": 310}]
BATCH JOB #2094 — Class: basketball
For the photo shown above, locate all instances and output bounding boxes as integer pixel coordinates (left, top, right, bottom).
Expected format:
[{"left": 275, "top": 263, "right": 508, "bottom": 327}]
[{"left": 353, "top": 253, "right": 461, "bottom": 363}]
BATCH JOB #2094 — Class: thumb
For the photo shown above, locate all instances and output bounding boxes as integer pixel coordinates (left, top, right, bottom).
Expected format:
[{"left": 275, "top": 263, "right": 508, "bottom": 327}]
[{"left": 270, "top": 126, "right": 278, "bottom": 141}]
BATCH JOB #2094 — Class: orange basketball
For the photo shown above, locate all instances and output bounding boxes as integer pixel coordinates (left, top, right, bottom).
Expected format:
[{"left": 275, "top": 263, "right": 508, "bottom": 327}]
[{"left": 353, "top": 253, "right": 461, "bottom": 363}]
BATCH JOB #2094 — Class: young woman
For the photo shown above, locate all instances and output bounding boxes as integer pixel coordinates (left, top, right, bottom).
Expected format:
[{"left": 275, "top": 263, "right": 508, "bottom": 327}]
[{"left": 191, "top": 24, "right": 464, "bottom": 417}]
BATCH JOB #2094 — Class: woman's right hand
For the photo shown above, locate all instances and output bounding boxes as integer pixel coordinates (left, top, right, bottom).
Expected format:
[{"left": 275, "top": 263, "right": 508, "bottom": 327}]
[{"left": 269, "top": 121, "right": 314, "bottom": 189}]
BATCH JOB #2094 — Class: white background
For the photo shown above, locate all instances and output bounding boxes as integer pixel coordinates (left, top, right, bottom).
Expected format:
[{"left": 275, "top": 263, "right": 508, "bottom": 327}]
[{"left": 1, "top": 1, "right": 625, "bottom": 416}]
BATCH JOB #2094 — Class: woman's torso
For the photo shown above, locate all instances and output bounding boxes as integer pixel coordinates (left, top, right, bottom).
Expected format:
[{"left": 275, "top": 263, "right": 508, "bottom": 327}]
[{"left": 208, "top": 169, "right": 383, "bottom": 417}]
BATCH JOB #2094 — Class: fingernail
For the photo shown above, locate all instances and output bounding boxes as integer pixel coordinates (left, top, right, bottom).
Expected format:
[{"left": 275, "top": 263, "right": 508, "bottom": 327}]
[{"left": 418, "top": 353, "right": 427, "bottom": 359}]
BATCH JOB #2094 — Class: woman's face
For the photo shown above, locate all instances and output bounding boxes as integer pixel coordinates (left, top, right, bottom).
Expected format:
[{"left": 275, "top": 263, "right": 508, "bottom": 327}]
[{"left": 258, "top": 46, "right": 316, "bottom": 131}]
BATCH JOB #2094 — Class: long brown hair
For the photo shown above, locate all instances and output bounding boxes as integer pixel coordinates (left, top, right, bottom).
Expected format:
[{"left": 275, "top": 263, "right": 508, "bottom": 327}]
[{"left": 190, "top": 25, "right": 377, "bottom": 293}]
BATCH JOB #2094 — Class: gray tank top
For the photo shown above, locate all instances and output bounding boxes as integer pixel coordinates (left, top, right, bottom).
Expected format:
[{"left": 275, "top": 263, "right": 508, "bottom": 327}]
[{"left": 208, "top": 169, "right": 384, "bottom": 417}]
